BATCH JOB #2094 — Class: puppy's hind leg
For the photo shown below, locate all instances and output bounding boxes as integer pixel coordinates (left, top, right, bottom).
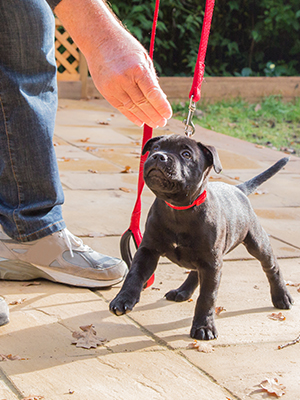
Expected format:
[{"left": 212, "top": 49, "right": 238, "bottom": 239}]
[
  {"left": 243, "top": 222, "right": 293, "bottom": 309},
  {"left": 165, "top": 271, "right": 199, "bottom": 302}
]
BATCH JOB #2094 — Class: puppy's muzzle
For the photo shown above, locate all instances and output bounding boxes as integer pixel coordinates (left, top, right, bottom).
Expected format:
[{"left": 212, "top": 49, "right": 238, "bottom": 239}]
[{"left": 151, "top": 152, "right": 168, "bottom": 163}]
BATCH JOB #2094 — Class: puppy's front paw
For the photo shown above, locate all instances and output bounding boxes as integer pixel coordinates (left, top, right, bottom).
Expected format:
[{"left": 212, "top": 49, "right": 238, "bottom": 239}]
[
  {"left": 272, "top": 289, "right": 294, "bottom": 310},
  {"left": 165, "top": 289, "right": 192, "bottom": 302},
  {"left": 190, "top": 321, "right": 218, "bottom": 341},
  {"left": 109, "top": 293, "right": 139, "bottom": 316}
]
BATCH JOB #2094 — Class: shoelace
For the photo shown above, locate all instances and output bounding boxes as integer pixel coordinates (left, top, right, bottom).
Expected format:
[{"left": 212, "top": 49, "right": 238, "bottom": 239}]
[{"left": 59, "top": 228, "right": 90, "bottom": 257}]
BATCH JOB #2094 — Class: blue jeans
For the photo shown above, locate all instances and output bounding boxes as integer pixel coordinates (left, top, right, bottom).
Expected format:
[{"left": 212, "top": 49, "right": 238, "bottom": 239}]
[{"left": 0, "top": 0, "right": 66, "bottom": 242}]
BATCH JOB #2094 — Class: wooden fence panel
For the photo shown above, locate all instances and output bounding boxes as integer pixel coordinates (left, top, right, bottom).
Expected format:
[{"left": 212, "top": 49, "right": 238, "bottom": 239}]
[{"left": 55, "top": 18, "right": 81, "bottom": 81}]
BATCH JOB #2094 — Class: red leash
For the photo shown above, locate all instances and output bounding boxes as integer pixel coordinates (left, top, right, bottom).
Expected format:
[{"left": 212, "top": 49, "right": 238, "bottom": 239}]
[
  {"left": 120, "top": 0, "right": 215, "bottom": 288},
  {"left": 120, "top": 0, "right": 160, "bottom": 288}
]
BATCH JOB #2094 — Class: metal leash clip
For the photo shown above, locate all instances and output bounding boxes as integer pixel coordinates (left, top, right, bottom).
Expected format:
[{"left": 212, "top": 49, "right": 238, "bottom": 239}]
[{"left": 184, "top": 96, "right": 196, "bottom": 137}]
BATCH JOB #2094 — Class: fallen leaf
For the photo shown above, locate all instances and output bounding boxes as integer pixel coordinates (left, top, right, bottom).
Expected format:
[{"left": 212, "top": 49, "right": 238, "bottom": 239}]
[
  {"left": 121, "top": 165, "right": 131, "bottom": 173},
  {"left": 285, "top": 280, "right": 300, "bottom": 287},
  {"left": 298, "top": 287, "right": 300, "bottom": 293},
  {"left": 188, "top": 298, "right": 193, "bottom": 302},
  {"left": 8, "top": 298, "right": 26, "bottom": 305},
  {"left": 268, "top": 312, "right": 286, "bottom": 321},
  {"left": 21, "top": 396, "right": 44, "bottom": 400},
  {"left": 187, "top": 340, "right": 214, "bottom": 353},
  {"left": 197, "top": 343, "right": 214, "bottom": 353},
  {"left": 254, "top": 103, "right": 262, "bottom": 112},
  {"left": 79, "top": 137, "right": 90, "bottom": 143},
  {"left": 72, "top": 324, "right": 107, "bottom": 349},
  {"left": 260, "top": 378, "right": 286, "bottom": 397},
  {"left": 21, "top": 281, "right": 41, "bottom": 287},
  {"left": 96, "top": 120, "right": 109, "bottom": 125},
  {"left": 85, "top": 146, "right": 98, "bottom": 152},
  {"left": 234, "top": 177, "right": 240, "bottom": 180},
  {"left": 57, "top": 157, "right": 70, "bottom": 162},
  {"left": 254, "top": 189, "right": 268, "bottom": 195},
  {"left": 88, "top": 169, "right": 98, "bottom": 174},
  {"left": 87, "top": 232, "right": 105, "bottom": 238},
  {"left": 0, "top": 354, "right": 27, "bottom": 361},
  {"left": 215, "top": 306, "right": 226, "bottom": 315},
  {"left": 151, "top": 287, "right": 160, "bottom": 291},
  {"left": 228, "top": 122, "right": 237, "bottom": 128},
  {"left": 119, "top": 187, "right": 131, "bottom": 193},
  {"left": 255, "top": 144, "right": 265, "bottom": 149}
]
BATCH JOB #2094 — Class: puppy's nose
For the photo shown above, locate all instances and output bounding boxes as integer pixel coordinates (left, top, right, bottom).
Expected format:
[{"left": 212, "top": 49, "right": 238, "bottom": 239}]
[{"left": 152, "top": 152, "right": 168, "bottom": 162}]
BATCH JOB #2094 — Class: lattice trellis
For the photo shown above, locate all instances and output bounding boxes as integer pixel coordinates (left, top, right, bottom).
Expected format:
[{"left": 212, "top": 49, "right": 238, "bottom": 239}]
[{"left": 55, "top": 18, "right": 80, "bottom": 81}]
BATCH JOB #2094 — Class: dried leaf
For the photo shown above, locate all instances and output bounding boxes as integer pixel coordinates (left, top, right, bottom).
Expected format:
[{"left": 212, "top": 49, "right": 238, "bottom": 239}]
[
  {"left": 85, "top": 146, "right": 98, "bottom": 152},
  {"left": 254, "top": 189, "right": 268, "bottom": 195},
  {"left": 96, "top": 120, "right": 109, "bottom": 125},
  {"left": 119, "top": 187, "right": 131, "bottom": 193},
  {"left": 72, "top": 324, "right": 107, "bottom": 349},
  {"left": 57, "top": 157, "right": 70, "bottom": 162},
  {"left": 255, "top": 144, "right": 265, "bottom": 149},
  {"left": 187, "top": 340, "right": 214, "bottom": 353},
  {"left": 151, "top": 287, "right": 160, "bottom": 291},
  {"left": 88, "top": 169, "right": 98, "bottom": 174},
  {"left": 87, "top": 232, "right": 104, "bottom": 238},
  {"left": 260, "top": 378, "right": 286, "bottom": 397},
  {"left": 0, "top": 354, "right": 27, "bottom": 361},
  {"left": 285, "top": 280, "right": 300, "bottom": 287},
  {"left": 8, "top": 298, "right": 26, "bottom": 305},
  {"left": 215, "top": 306, "right": 226, "bottom": 315},
  {"left": 21, "top": 281, "right": 41, "bottom": 287},
  {"left": 187, "top": 340, "right": 199, "bottom": 349},
  {"left": 197, "top": 343, "right": 214, "bottom": 353},
  {"left": 268, "top": 312, "right": 286, "bottom": 321},
  {"left": 298, "top": 287, "right": 300, "bottom": 293},
  {"left": 79, "top": 137, "right": 90, "bottom": 143},
  {"left": 22, "top": 396, "right": 44, "bottom": 400},
  {"left": 121, "top": 165, "right": 132, "bottom": 173},
  {"left": 254, "top": 104, "right": 262, "bottom": 112},
  {"left": 234, "top": 176, "right": 240, "bottom": 180}
]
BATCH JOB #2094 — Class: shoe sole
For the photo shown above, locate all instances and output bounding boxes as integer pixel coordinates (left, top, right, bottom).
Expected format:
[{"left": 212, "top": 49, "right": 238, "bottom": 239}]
[{"left": 0, "top": 258, "right": 126, "bottom": 288}]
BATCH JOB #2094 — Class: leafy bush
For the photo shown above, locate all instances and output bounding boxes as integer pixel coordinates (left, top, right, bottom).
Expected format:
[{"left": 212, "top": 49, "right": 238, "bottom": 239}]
[{"left": 109, "top": 0, "right": 300, "bottom": 77}]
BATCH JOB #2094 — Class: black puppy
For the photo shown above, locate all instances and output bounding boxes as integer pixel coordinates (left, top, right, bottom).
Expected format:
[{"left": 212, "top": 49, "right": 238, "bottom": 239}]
[{"left": 110, "top": 134, "right": 293, "bottom": 340}]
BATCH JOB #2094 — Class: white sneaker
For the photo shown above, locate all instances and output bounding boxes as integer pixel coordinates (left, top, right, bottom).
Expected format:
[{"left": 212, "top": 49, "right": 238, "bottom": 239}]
[
  {"left": 0, "top": 296, "right": 9, "bottom": 326},
  {"left": 0, "top": 227, "right": 128, "bottom": 288}
]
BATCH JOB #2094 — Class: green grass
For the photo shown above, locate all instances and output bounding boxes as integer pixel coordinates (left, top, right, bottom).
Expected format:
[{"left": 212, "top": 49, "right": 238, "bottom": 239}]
[{"left": 173, "top": 96, "right": 300, "bottom": 156}]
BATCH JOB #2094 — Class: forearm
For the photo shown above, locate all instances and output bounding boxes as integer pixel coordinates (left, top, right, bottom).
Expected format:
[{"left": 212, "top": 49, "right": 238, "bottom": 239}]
[{"left": 54, "top": 0, "right": 136, "bottom": 61}]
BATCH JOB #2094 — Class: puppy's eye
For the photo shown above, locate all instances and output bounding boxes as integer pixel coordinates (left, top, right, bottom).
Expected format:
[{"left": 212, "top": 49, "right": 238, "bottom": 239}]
[
  {"left": 181, "top": 150, "right": 192, "bottom": 159},
  {"left": 152, "top": 145, "right": 160, "bottom": 151}
]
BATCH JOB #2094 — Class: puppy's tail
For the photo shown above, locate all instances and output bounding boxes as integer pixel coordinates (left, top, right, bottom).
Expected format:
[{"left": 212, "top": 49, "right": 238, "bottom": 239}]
[{"left": 237, "top": 157, "right": 289, "bottom": 196}]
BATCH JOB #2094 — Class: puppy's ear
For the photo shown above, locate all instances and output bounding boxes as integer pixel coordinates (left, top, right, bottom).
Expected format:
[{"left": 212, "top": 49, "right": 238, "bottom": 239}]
[
  {"left": 142, "top": 136, "right": 163, "bottom": 155},
  {"left": 198, "top": 143, "right": 222, "bottom": 174}
]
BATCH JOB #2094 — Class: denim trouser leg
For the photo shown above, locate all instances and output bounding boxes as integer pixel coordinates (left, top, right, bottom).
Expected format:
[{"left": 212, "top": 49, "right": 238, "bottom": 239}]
[{"left": 0, "top": 0, "right": 66, "bottom": 242}]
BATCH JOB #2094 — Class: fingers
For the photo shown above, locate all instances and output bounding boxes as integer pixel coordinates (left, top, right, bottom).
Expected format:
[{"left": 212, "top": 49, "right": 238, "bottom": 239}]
[{"left": 107, "top": 79, "right": 172, "bottom": 128}]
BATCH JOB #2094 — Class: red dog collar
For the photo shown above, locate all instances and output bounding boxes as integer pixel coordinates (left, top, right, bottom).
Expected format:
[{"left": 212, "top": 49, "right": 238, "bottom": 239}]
[{"left": 165, "top": 190, "right": 207, "bottom": 210}]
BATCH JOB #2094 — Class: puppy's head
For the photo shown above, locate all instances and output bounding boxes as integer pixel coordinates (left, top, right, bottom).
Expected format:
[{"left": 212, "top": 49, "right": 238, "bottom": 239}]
[{"left": 142, "top": 134, "right": 222, "bottom": 206}]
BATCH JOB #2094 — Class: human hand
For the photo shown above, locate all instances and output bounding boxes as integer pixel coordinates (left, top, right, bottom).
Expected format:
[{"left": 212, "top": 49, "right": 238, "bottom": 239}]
[{"left": 86, "top": 31, "right": 172, "bottom": 128}]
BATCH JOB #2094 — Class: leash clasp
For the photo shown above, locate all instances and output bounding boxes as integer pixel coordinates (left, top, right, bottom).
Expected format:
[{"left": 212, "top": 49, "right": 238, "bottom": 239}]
[{"left": 184, "top": 96, "right": 196, "bottom": 137}]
